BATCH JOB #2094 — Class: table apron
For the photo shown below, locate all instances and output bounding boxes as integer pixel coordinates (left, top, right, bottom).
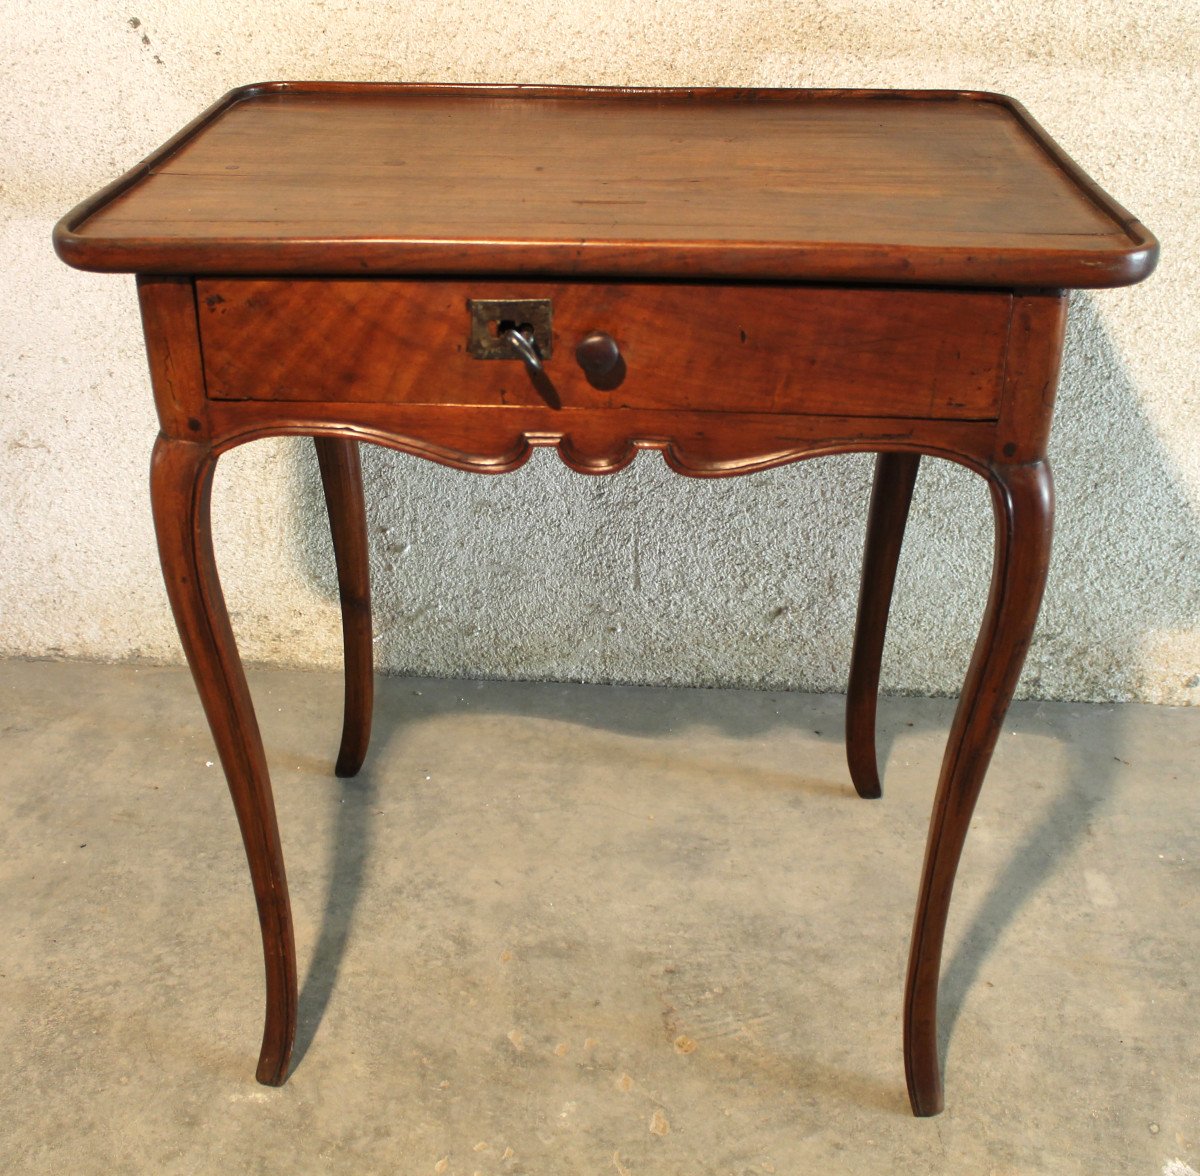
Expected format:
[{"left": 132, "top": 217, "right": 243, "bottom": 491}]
[{"left": 202, "top": 399, "right": 1004, "bottom": 477}]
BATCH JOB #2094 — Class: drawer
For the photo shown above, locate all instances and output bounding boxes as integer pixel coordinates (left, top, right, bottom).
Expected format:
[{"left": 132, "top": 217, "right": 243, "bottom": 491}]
[{"left": 197, "top": 279, "right": 1011, "bottom": 419}]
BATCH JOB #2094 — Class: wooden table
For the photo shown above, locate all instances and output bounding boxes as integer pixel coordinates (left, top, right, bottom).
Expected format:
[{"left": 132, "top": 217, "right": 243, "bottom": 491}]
[{"left": 54, "top": 83, "right": 1157, "bottom": 1116}]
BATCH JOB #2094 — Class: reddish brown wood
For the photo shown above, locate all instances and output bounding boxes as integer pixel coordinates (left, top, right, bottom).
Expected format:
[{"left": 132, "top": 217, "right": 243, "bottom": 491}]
[
  {"left": 994, "top": 291, "right": 1070, "bottom": 463},
  {"left": 149, "top": 434, "right": 298, "bottom": 1085},
  {"left": 54, "top": 85, "right": 1158, "bottom": 1115},
  {"left": 314, "top": 437, "right": 374, "bottom": 778},
  {"left": 846, "top": 452, "right": 922, "bottom": 799},
  {"left": 208, "top": 401, "right": 1001, "bottom": 478},
  {"left": 904, "top": 458, "right": 1054, "bottom": 1115},
  {"left": 197, "top": 280, "right": 1010, "bottom": 420},
  {"left": 137, "top": 274, "right": 208, "bottom": 437},
  {"left": 54, "top": 84, "right": 1157, "bottom": 288}
]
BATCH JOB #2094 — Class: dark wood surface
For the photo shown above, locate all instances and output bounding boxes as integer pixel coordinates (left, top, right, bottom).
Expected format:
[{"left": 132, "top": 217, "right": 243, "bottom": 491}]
[
  {"left": 846, "top": 452, "right": 922, "bottom": 799},
  {"left": 198, "top": 279, "right": 1011, "bottom": 419},
  {"left": 904, "top": 458, "right": 1054, "bottom": 1115},
  {"left": 314, "top": 437, "right": 373, "bottom": 779},
  {"left": 55, "top": 85, "right": 1158, "bottom": 1117},
  {"left": 55, "top": 83, "right": 1156, "bottom": 287}
]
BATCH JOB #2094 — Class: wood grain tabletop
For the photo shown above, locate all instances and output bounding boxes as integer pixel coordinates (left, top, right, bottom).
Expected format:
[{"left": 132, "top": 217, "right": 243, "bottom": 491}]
[{"left": 54, "top": 83, "right": 1157, "bottom": 287}]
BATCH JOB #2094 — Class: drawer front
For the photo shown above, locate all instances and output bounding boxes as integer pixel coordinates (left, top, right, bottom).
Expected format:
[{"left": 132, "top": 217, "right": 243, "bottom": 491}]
[{"left": 197, "top": 279, "right": 1011, "bottom": 419}]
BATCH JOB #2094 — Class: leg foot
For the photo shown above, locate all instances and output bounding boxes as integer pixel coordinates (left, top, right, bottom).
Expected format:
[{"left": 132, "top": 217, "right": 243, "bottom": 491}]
[
  {"left": 151, "top": 434, "right": 298, "bottom": 1085},
  {"left": 846, "top": 452, "right": 921, "bottom": 799},
  {"left": 903, "top": 459, "right": 1053, "bottom": 1115},
  {"left": 314, "top": 436, "right": 374, "bottom": 778}
]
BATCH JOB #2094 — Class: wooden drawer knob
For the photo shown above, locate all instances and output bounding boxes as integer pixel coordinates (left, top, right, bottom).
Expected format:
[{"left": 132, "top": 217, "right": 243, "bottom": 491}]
[{"left": 575, "top": 331, "right": 625, "bottom": 388}]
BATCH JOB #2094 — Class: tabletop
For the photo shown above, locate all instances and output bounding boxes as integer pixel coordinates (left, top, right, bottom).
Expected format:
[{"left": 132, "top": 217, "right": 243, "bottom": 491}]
[{"left": 54, "top": 83, "right": 1157, "bottom": 288}]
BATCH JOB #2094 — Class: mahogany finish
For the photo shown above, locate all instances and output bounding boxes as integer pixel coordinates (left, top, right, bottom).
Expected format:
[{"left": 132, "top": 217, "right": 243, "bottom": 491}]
[
  {"left": 905, "top": 458, "right": 1054, "bottom": 1116},
  {"left": 314, "top": 437, "right": 373, "bottom": 778},
  {"left": 846, "top": 452, "right": 922, "bottom": 800},
  {"left": 54, "top": 84, "right": 1157, "bottom": 1117},
  {"left": 55, "top": 84, "right": 1155, "bottom": 288},
  {"left": 149, "top": 431, "right": 297, "bottom": 1086},
  {"left": 198, "top": 279, "right": 1011, "bottom": 419}
]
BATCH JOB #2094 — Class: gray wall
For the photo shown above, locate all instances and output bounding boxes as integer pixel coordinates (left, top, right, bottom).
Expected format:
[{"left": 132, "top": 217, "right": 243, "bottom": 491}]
[{"left": 2, "top": 1, "right": 1197, "bottom": 703}]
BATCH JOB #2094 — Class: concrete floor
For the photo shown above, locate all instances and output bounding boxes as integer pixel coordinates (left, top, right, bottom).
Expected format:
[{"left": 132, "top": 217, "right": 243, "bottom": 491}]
[{"left": 0, "top": 660, "right": 1196, "bottom": 1175}]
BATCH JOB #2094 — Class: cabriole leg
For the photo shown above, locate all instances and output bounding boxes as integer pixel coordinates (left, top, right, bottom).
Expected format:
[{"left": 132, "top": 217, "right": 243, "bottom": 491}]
[
  {"left": 903, "top": 459, "right": 1053, "bottom": 1116},
  {"left": 150, "top": 434, "right": 298, "bottom": 1085},
  {"left": 846, "top": 451, "right": 921, "bottom": 798},
  {"left": 314, "top": 436, "right": 374, "bottom": 778}
]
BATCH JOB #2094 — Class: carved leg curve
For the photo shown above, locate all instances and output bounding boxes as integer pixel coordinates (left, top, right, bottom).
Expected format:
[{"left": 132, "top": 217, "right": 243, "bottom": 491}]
[
  {"left": 903, "top": 458, "right": 1053, "bottom": 1116},
  {"left": 846, "top": 451, "right": 921, "bottom": 799},
  {"left": 314, "top": 436, "right": 374, "bottom": 778},
  {"left": 150, "top": 434, "right": 298, "bottom": 1086}
]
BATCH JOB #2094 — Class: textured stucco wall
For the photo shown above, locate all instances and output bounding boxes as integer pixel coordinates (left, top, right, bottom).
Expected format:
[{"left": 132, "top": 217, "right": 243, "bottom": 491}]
[{"left": 2, "top": 0, "right": 1197, "bottom": 703}]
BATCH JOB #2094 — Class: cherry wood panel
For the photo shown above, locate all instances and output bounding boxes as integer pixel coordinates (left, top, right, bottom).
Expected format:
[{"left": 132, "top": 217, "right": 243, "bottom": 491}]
[
  {"left": 54, "top": 84, "right": 1157, "bottom": 287},
  {"left": 197, "top": 279, "right": 1011, "bottom": 420}
]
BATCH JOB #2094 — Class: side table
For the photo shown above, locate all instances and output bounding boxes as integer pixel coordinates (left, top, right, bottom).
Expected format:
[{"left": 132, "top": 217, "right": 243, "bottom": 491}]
[{"left": 54, "top": 83, "right": 1157, "bottom": 1115}]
